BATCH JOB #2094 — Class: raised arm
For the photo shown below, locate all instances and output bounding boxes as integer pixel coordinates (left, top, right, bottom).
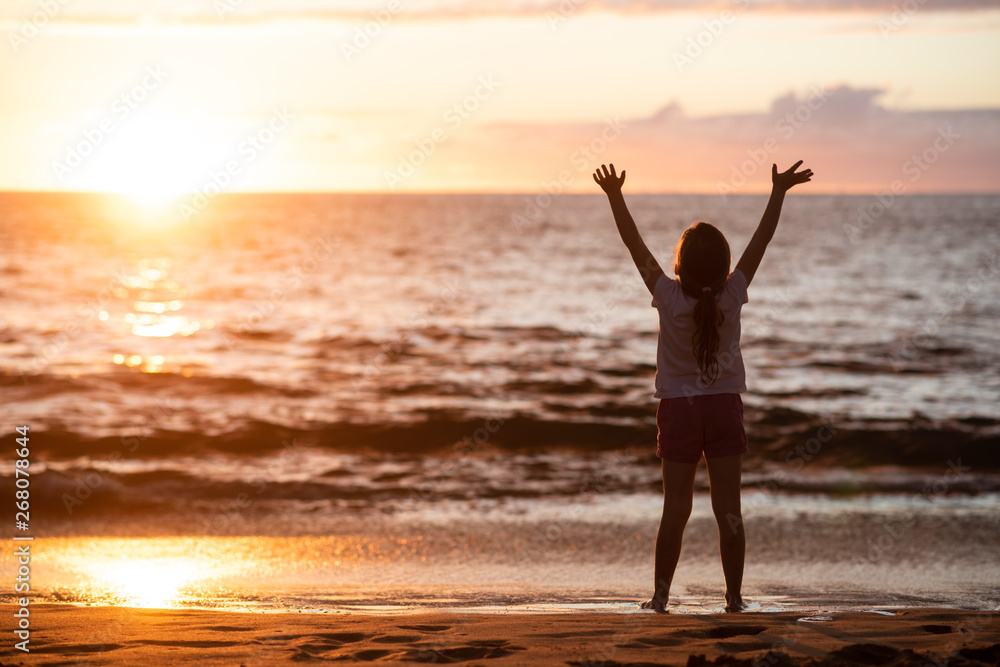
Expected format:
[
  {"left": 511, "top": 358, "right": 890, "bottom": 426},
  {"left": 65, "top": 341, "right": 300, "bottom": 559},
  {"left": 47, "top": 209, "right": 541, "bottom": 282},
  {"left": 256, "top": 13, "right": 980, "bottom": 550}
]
[
  {"left": 735, "top": 160, "right": 813, "bottom": 286},
  {"left": 593, "top": 164, "right": 664, "bottom": 295}
]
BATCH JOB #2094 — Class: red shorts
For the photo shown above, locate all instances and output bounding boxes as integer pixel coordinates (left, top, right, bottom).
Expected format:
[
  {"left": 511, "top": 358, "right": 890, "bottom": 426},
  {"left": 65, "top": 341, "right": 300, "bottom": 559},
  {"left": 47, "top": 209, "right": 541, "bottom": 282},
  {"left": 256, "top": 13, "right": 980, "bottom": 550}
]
[{"left": 656, "top": 393, "right": 749, "bottom": 463}]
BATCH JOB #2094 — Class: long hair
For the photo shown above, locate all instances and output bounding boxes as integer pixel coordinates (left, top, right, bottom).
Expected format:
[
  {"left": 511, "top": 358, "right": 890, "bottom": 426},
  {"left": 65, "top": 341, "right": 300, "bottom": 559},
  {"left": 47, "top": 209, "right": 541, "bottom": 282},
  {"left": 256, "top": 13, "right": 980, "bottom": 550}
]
[{"left": 673, "top": 222, "right": 732, "bottom": 386}]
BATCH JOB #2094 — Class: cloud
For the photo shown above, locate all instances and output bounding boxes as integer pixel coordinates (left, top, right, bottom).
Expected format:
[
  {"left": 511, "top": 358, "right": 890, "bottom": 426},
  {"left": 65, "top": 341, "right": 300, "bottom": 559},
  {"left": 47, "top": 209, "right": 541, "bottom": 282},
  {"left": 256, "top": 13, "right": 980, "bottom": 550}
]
[
  {"left": 0, "top": 0, "right": 996, "bottom": 30},
  {"left": 418, "top": 85, "right": 1000, "bottom": 193}
]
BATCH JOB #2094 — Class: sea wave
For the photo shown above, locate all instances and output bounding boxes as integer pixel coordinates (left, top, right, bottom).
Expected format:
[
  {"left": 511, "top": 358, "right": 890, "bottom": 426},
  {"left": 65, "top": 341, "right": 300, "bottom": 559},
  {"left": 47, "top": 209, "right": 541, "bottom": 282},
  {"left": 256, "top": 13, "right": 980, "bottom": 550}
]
[{"left": 6, "top": 405, "right": 998, "bottom": 533}]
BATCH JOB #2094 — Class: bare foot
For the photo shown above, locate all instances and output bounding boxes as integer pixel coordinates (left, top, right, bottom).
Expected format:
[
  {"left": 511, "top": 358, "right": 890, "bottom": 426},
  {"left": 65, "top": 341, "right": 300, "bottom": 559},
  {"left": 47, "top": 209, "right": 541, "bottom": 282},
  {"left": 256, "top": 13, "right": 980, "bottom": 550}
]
[
  {"left": 639, "top": 599, "right": 668, "bottom": 613},
  {"left": 724, "top": 595, "right": 747, "bottom": 613}
]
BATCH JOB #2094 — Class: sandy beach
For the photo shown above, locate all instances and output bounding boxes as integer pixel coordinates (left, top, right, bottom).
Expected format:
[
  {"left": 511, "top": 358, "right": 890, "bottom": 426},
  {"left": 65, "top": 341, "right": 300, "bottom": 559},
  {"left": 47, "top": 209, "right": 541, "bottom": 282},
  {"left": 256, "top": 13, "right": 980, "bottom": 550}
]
[{"left": 2, "top": 605, "right": 997, "bottom": 666}]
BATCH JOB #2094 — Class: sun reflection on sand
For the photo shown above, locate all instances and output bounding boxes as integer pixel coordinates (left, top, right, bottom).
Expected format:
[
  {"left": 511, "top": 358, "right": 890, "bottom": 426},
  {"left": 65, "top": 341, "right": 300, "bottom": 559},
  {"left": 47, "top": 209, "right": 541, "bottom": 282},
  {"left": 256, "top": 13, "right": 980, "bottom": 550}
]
[
  {"left": 37, "top": 535, "right": 407, "bottom": 610},
  {"left": 48, "top": 538, "right": 239, "bottom": 609},
  {"left": 94, "top": 559, "right": 200, "bottom": 608}
]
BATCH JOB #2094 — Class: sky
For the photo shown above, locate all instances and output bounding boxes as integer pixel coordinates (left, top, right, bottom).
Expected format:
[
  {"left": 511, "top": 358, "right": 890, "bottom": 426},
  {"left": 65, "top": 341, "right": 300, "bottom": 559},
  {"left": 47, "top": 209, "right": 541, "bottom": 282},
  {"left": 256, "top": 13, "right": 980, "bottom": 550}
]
[{"left": 1, "top": 0, "right": 998, "bottom": 198}]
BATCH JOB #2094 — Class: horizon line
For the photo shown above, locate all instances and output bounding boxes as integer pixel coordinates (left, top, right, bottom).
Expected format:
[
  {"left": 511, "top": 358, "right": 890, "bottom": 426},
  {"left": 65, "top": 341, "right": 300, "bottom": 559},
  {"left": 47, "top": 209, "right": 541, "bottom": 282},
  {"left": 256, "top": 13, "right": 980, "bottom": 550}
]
[{"left": 2, "top": 189, "right": 999, "bottom": 197}]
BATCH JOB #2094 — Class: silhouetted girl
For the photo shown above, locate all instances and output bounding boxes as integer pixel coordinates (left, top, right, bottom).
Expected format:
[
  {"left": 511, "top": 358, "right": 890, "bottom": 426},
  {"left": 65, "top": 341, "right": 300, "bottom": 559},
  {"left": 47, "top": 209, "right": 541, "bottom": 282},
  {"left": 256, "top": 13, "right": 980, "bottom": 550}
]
[{"left": 594, "top": 160, "right": 813, "bottom": 612}]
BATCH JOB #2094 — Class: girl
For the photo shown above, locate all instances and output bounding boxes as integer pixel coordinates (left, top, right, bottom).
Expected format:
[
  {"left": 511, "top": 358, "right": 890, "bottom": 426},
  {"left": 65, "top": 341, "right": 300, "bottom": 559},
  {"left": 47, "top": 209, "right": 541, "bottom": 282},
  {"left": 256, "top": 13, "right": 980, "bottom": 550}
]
[{"left": 593, "top": 161, "right": 813, "bottom": 613}]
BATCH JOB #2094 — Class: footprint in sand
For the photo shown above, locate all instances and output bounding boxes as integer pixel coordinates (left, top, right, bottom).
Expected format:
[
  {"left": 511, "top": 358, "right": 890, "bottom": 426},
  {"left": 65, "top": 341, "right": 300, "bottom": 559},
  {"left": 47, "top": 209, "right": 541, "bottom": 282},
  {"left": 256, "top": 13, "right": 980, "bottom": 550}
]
[
  {"left": 705, "top": 624, "right": 768, "bottom": 640},
  {"left": 27, "top": 643, "right": 125, "bottom": 654},
  {"left": 921, "top": 624, "right": 953, "bottom": 634},
  {"left": 673, "top": 624, "right": 768, "bottom": 640},
  {"left": 397, "top": 640, "right": 527, "bottom": 662},
  {"left": 397, "top": 624, "right": 452, "bottom": 632},
  {"left": 829, "top": 643, "right": 902, "bottom": 664},
  {"left": 370, "top": 634, "right": 423, "bottom": 644},
  {"left": 534, "top": 630, "right": 620, "bottom": 639},
  {"left": 141, "top": 640, "right": 244, "bottom": 648},
  {"left": 287, "top": 631, "right": 371, "bottom": 659},
  {"left": 714, "top": 640, "right": 776, "bottom": 653},
  {"left": 351, "top": 648, "right": 395, "bottom": 660},
  {"left": 615, "top": 636, "right": 682, "bottom": 649},
  {"left": 268, "top": 631, "right": 368, "bottom": 643}
]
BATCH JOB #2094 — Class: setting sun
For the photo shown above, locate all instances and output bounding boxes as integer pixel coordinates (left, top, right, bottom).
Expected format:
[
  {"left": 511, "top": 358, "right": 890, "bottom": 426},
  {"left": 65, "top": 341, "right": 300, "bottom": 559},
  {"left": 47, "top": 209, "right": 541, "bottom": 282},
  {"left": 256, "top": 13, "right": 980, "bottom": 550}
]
[{"left": 75, "top": 115, "right": 226, "bottom": 208}]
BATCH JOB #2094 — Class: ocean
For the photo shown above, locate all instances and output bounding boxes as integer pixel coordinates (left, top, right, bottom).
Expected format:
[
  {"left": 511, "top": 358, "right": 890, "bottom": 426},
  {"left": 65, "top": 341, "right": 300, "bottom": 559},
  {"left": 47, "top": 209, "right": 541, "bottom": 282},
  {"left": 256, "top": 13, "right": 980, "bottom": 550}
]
[{"left": 1, "top": 192, "right": 998, "bottom": 613}]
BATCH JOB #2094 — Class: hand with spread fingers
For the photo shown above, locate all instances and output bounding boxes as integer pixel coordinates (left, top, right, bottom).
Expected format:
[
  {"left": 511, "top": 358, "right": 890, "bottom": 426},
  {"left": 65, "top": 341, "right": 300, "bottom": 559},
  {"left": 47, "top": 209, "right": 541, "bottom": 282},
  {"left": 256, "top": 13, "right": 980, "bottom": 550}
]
[
  {"left": 593, "top": 163, "right": 626, "bottom": 195},
  {"left": 771, "top": 161, "right": 813, "bottom": 193}
]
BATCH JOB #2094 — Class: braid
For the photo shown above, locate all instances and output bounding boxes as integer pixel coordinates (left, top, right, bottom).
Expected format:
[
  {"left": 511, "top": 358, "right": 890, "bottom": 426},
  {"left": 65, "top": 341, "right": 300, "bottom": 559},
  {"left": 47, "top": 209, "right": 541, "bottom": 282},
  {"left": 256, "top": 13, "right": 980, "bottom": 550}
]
[
  {"left": 692, "top": 284, "right": 724, "bottom": 385},
  {"left": 673, "top": 222, "right": 731, "bottom": 387}
]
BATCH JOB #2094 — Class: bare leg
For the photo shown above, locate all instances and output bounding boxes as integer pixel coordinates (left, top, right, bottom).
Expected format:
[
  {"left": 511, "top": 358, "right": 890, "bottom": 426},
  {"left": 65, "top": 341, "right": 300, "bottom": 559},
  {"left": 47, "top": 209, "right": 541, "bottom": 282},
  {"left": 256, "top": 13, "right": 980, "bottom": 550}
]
[
  {"left": 642, "top": 457, "right": 698, "bottom": 612},
  {"left": 706, "top": 453, "right": 745, "bottom": 612}
]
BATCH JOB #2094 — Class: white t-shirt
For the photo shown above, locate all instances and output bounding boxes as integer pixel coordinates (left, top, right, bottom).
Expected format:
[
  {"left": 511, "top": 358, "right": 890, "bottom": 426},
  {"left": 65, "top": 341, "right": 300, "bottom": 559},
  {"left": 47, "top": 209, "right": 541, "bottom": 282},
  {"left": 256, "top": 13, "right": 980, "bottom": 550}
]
[{"left": 650, "top": 269, "right": 749, "bottom": 399}]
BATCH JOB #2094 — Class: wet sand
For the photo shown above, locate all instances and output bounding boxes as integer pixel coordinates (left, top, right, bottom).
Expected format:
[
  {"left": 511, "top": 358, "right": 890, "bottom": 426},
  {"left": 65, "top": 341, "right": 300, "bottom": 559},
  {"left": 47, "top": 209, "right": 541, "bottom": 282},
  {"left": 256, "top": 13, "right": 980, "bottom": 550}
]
[{"left": 4, "top": 605, "right": 998, "bottom": 665}]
